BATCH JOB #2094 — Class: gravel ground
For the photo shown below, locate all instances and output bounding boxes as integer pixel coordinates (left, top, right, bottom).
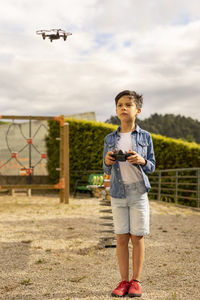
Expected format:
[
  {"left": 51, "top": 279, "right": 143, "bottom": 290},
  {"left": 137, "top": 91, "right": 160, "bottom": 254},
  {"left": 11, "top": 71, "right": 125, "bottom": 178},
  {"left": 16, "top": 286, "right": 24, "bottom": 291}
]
[{"left": 0, "top": 195, "right": 199, "bottom": 300}]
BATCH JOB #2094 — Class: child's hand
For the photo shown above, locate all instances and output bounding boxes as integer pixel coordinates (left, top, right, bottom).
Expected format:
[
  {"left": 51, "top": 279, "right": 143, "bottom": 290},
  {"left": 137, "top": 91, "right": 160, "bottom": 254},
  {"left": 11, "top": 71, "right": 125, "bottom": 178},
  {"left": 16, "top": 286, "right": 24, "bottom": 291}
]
[
  {"left": 127, "top": 150, "right": 146, "bottom": 165},
  {"left": 105, "top": 150, "right": 116, "bottom": 166}
]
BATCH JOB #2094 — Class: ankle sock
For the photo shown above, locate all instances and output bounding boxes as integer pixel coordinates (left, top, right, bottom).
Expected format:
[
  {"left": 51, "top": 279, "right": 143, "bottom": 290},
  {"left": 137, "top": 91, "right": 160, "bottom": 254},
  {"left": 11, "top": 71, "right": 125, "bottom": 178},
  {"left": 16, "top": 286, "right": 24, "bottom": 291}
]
[{"left": 132, "top": 279, "right": 141, "bottom": 284}]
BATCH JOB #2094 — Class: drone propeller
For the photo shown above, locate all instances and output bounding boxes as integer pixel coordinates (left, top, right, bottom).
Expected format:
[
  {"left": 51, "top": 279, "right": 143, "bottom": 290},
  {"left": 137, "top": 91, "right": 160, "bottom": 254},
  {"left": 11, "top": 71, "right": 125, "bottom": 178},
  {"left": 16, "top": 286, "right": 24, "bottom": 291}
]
[
  {"left": 36, "top": 29, "right": 72, "bottom": 41},
  {"left": 36, "top": 30, "right": 43, "bottom": 34},
  {"left": 51, "top": 28, "right": 62, "bottom": 32},
  {"left": 36, "top": 29, "right": 52, "bottom": 34}
]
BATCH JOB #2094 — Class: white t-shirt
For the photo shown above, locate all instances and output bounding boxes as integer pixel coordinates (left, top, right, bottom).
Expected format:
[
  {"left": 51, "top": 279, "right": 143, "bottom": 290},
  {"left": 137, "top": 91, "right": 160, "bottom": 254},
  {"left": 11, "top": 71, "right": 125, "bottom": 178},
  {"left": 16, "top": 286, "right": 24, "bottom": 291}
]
[{"left": 117, "top": 132, "right": 143, "bottom": 184}]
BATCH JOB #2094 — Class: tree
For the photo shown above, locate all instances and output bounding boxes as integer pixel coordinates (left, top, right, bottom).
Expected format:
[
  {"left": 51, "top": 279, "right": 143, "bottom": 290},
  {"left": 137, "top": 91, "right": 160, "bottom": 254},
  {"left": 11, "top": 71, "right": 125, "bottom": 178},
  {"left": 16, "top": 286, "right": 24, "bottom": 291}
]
[
  {"left": 105, "top": 115, "right": 120, "bottom": 125},
  {"left": 105, "top": 113, "right": 200, "bottom": 144}
]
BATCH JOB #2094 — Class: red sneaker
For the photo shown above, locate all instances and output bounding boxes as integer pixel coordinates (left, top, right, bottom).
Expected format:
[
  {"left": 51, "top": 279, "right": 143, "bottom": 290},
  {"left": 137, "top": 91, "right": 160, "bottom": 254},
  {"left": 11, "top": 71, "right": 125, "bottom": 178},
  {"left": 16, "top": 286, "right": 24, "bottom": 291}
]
[
  {"left": 128, "top": 280, "right": 142, "bottom": 297},
  {"left": 111, "top": 280, "right": 130, "bottom": 297}
]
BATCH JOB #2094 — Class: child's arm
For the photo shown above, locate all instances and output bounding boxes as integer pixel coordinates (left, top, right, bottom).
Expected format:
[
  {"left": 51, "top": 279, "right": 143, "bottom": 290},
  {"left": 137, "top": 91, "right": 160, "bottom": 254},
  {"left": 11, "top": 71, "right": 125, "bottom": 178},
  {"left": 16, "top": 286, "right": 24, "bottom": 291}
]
[
  {"left": 127, "top": 134, "right": 155, "bottom": 174},
  {"left": 103, "top": 138, "right": 115, "bottom": 174},
  {"left": 141, "top": 134, "right": 155, "bottom": 174}
]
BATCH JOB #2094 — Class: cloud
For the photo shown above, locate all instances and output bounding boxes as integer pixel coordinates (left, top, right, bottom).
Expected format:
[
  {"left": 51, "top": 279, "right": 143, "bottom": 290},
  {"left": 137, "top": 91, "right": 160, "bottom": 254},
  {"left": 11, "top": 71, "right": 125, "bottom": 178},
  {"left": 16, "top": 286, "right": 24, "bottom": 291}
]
[{"left": 0, "top": 0, "right": 200, "bottom": 123}]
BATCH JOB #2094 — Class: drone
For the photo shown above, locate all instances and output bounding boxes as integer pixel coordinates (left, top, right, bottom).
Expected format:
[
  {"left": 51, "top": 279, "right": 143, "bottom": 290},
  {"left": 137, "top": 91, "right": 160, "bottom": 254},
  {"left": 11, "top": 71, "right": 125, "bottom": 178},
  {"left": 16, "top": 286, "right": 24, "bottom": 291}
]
[{"left": 36, "top": 29, "right": 72, "bottom": 42}]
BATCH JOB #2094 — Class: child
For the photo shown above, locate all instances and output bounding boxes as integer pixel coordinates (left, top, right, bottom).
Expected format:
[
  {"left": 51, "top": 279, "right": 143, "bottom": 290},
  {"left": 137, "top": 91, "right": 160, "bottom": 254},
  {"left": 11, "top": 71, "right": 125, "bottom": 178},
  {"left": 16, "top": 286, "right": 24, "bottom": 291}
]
[{"left": 103, "top": 90, "right": 155, "bottom": 297}]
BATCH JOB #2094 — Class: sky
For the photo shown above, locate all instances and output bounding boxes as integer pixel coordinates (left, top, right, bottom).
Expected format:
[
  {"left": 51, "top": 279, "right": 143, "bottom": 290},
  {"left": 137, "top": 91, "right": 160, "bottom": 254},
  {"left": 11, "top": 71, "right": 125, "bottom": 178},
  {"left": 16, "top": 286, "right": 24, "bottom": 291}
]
[{"left": 0, "top": 0, "right": 200, "bottom": 122}]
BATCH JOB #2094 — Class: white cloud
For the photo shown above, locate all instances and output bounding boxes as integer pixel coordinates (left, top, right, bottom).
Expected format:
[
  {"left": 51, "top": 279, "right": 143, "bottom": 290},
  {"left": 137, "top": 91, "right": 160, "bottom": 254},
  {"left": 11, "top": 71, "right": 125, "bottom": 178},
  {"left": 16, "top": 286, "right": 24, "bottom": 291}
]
[{"left": 0, "top": 0, "right": 200, "bottom": 123}]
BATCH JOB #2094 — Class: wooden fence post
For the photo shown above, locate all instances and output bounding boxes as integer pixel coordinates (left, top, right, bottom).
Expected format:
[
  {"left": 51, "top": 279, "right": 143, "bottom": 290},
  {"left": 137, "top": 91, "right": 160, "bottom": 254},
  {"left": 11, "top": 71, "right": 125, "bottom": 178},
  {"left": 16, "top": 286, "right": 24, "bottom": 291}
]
[
  {"left": 59, "top": 120, "right": 64, "bottom": 203},
  {"left": 63, "top": 123, "right": 69, "bottom": 204},
  {"left": 59, "top": 119, "right": 69, "bottom": 204}
]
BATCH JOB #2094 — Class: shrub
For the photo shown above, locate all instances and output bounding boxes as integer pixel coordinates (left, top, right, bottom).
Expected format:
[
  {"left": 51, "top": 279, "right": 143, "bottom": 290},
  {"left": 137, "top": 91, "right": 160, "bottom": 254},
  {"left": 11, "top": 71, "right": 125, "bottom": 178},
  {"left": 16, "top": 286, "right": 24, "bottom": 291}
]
[{"left": 46, "top": 119, "right": 200, "bottom": 193}]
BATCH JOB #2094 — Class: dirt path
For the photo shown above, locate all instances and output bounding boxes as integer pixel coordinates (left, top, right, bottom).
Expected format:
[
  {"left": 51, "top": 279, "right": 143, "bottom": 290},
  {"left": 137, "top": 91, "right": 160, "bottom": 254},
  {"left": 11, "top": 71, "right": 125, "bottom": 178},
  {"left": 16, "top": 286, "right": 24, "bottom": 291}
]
[{"left": 0, "top": 195, "right": 199, "bottom": 300}]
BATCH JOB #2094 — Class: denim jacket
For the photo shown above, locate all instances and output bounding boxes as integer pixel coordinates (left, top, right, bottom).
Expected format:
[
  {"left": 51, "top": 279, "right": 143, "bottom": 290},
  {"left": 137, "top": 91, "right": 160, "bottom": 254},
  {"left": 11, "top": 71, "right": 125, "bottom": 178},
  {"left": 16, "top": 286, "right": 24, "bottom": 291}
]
[{"left": 103, "top": 124, "right": 155, "bottom": 198}]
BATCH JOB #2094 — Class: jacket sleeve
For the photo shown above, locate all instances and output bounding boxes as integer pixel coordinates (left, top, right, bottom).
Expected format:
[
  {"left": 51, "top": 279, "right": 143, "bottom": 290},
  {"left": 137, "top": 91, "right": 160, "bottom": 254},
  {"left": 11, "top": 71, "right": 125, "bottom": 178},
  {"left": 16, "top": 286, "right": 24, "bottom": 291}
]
[
  {"left": 103, "top": 137, "right": 112, "bottom": 175},
  {"left": 141, "top": 134, "right": 155, "bottom": 174}
]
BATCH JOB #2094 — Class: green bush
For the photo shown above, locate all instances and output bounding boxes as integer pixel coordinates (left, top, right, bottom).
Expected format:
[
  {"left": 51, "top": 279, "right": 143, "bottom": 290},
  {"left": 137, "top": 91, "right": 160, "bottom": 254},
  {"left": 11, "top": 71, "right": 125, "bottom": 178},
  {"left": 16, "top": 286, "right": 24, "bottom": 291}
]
[
  {"left": 45, "top": 119, "right": 116, "bottom": 190},
  {"left": 152, "top": 134, "right": 200, "bottom": 169},
  {"left": 46, "top": 119, "right": 200, "bottom": 194}
]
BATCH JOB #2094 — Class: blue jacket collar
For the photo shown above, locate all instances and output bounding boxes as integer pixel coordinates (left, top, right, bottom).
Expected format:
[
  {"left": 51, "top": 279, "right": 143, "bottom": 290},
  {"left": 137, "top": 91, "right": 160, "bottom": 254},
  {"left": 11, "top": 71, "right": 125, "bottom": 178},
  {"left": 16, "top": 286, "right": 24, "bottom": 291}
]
[{"left": 115, "top": 124, "right": 141, "bottom": 136}]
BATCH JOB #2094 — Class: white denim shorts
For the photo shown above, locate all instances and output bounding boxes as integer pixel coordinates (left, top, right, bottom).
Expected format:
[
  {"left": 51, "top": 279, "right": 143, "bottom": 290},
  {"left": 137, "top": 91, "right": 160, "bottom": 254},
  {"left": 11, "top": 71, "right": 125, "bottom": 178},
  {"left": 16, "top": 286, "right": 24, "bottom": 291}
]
[{"left": 111, "top": 182, "right": 149, "bottom": 236}]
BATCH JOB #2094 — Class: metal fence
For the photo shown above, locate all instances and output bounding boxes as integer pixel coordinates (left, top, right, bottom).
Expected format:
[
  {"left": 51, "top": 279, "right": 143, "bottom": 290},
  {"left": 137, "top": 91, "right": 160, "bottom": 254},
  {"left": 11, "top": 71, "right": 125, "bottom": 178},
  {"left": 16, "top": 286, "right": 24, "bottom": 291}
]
[
  {"left": 71, "top": 167, "right": 200, "bottom": 208},
  {"left": 71, "top": 167, "right": 200, "bottom": 247},
  {"left": 148, "top": 167, "right": 200, "bottom": 208}
]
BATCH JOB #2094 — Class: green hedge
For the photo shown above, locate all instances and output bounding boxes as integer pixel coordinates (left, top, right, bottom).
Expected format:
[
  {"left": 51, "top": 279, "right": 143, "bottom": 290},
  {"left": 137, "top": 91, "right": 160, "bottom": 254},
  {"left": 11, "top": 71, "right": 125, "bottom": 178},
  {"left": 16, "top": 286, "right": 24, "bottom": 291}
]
[
  {"left": 45, "top": 119, "right": 117, "bottom": 189},
  {"left": 152, "top": 134, "right": 200, "bottom": 169},
  {"left": 45, "top": 119, "right": 200, "bottom": 193}
]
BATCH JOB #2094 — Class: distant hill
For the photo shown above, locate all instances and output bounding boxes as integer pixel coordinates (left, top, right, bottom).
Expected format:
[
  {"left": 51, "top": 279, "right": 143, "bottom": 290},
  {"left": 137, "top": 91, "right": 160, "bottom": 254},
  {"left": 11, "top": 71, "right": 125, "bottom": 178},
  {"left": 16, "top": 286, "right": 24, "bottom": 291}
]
[{"left": 105, "top": 113, "right": 200, "bottom": 144}]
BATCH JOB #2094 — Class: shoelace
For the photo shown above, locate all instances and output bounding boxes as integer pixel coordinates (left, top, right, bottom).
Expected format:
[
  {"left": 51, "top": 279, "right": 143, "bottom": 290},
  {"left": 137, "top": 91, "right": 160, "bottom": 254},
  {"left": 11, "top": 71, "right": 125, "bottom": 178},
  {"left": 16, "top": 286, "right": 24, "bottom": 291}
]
[
  {"left": 130, "top": 280, "right": 141, "bottom": 288},
  {"left": 118, "top": 281, "right": 129, "bottom": 288}
]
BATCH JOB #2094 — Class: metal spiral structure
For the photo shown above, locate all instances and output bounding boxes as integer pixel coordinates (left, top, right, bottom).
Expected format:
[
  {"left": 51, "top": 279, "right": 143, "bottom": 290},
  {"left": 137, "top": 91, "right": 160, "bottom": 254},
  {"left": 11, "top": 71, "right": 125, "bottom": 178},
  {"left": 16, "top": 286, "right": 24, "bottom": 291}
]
[
  {"left": 99, "top": 187, "right": 116, "bottom": 248},
  {"left": 0, "top": 120, "right": 48, "bottom": 179},
  {"left": 0, "top": 115, "right": 69, "bottom": 203}
]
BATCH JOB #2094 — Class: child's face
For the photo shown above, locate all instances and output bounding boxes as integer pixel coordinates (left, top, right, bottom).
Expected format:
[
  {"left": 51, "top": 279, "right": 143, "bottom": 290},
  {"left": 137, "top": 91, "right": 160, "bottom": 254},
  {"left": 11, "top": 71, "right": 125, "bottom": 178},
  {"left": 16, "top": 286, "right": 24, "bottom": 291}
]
[{"left": 116, "top": 95, "right": 141, "bottom": 122}]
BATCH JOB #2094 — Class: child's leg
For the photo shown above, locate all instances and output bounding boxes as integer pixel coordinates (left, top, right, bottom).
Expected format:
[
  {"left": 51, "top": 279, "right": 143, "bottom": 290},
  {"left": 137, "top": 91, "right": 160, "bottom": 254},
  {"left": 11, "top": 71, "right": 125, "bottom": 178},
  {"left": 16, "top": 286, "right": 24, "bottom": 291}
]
[
  {"left": 111, "top": 197, "right": 130, "bottom": 281},
  {"left": 130, "top": 235, "right": 144, "bottom": 281},
  {"left": 116, "top": 233, "right": 130, "bottom": 281},
  {"left": 127, "top": 184, "right": 149, "bottom": 281}
]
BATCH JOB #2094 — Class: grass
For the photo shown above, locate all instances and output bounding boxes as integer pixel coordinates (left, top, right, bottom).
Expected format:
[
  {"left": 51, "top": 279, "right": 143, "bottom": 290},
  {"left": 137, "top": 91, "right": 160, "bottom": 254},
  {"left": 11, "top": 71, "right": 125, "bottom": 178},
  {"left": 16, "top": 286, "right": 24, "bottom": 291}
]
[
  {"left": 68, "top": 276, "right": 86, "bottom": 283},
  {"left": 172, "top": 292, "right": 177, "bottom": 299},
  {"left": 36, "top": 259, "right": 45, "bottom": 264},
  {"left": 20, "top": 278, "right": 32, "bottom": 286},
  {"left": 165, "top": 291, "right": 177, "bottom": 300},
  {"left": 45, "top": 248, "right": 52, "bottom": 252}
]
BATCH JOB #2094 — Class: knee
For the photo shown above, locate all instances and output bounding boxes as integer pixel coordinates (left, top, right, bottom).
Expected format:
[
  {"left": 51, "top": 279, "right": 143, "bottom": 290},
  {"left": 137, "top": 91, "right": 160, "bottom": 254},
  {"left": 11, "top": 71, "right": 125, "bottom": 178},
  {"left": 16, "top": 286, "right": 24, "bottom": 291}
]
[
  {"left": 117, "top": 233, "right": 130, "bottom": 246},
  {"left": 130, "top": 235, "right": 144, "bottom": 245}
]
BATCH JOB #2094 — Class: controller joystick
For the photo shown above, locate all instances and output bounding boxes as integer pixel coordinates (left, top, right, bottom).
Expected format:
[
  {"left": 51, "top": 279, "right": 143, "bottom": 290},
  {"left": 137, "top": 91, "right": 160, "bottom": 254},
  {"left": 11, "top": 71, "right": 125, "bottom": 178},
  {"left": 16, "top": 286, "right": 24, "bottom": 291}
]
[{"left": 111, "top": 150, "right": 133, "bottom": 162}]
